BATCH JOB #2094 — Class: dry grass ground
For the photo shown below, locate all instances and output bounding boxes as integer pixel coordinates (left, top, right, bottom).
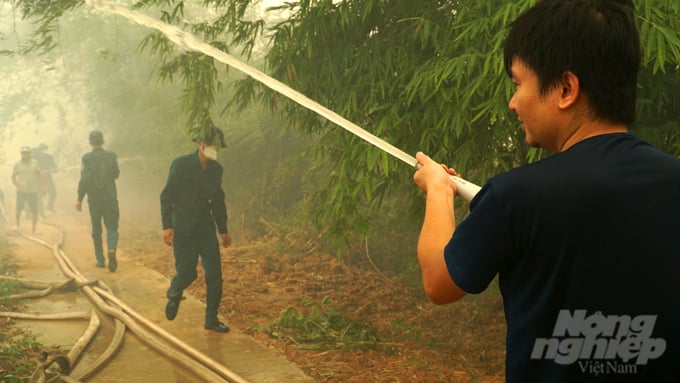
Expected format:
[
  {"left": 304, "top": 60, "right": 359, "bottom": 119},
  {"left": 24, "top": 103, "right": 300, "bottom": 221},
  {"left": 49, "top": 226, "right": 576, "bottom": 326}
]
[{"left": 125, "top": 227, "right": 507, "bottom": 383}]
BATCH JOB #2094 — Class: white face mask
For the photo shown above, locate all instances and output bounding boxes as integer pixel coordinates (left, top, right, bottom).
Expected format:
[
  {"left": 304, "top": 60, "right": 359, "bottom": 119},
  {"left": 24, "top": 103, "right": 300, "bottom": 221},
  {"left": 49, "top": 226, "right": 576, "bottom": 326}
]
[{"left": 203, "top": 145, "right": 218, "bottom": 161}]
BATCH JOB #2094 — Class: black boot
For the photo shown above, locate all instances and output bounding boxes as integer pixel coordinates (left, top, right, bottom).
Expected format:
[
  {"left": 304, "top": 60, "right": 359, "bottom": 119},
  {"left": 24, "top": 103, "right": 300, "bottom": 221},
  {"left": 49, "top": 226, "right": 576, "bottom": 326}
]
[
  {"left": 108, "top": 250, "right": 117, "bottom": 272},
  {"left": 204, "top": 320, "right": 230, "bottom": 333},
  {"left": 165, "top": 296, "right": 182, "bottom": 321}
]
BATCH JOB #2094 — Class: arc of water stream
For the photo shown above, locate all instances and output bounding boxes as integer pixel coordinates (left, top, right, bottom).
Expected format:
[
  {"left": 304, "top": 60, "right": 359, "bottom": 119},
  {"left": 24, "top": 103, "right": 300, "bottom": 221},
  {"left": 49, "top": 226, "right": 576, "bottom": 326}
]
[{"left": 85, "top": 0, "right": 481, "bottom": 202}]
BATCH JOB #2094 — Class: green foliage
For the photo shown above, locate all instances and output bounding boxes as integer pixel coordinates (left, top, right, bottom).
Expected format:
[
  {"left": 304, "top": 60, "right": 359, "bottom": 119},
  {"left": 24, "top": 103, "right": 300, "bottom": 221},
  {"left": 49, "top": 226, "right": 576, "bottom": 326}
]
[
  {"left": 10, "top": 0, "right": 82, "bottom": 55},
  {"left": 134, "top": 0, "right": 264, "bottom": 140},
  {"left": 0, "top": 239, "right": 21, "bottom": 308},
  {"left": 0, "top": 2, "right": 190, "bottom": 168},
  {"left": 0, "top": 336, "right": 40, "bottom": 358},
  {"left": 0, "top": 240, "right": 44, "bottom": 381},
  {"left": 234, "top": 0, "right": 680, "bottom": 252},
  {"left": 0, "top": 280, "right": 21, "bottom": 308},
  {"left": 0, "top": 336, "right": 41, "bottom": 381},
  {"left": 3, "top": 0, "right": 680, "bottom": 261},
  {"left": 0, "top": 237, "right": 14, "bottom": 272},
  {"left": 256, "top": 296, "right": 382, "bottom": 351}
]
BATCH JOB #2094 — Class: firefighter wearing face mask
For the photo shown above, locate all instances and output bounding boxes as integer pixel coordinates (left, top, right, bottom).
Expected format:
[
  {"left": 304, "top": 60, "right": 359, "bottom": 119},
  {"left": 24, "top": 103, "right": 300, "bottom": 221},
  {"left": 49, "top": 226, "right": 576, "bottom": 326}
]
[{"left": 160, "top": 126, "right": 233, "bottom": 333}]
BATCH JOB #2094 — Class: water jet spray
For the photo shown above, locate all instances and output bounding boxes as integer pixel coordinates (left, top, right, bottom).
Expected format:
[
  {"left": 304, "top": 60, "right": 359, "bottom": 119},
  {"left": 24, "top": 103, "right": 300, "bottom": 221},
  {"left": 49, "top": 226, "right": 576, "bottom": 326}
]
[{"left": 85, "top": 0, "right": 482, "bottom": 202}]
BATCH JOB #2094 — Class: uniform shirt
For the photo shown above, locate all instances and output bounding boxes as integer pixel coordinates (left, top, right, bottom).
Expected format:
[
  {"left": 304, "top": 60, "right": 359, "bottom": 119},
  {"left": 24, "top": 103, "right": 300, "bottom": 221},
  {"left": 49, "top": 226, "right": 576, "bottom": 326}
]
[
  {"left": 77, "top": 147, "right": 119, "bottom": 204},
  {"left": 12, "top": 159, "right": 41, "bottom": 193},
  {"left": 33, "top": 149, "right": 57, "bottom": 174},
  {"left": 160, "top": 151, "right": 228, "bottom": 236},
  {"left": 445, "top": 133, "right": 680, "bottom": 382}
]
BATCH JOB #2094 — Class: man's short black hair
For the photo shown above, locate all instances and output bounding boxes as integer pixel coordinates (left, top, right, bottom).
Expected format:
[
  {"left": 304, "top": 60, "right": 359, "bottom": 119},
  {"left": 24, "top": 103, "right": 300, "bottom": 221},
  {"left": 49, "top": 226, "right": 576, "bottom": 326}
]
[{"left": 503, "top": 0, "right": 640, "bottom": 125}]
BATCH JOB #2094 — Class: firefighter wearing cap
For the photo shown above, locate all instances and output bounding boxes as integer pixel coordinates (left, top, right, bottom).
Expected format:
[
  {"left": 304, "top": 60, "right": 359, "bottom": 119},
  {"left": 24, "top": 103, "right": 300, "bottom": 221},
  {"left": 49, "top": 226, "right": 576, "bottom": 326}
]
[
  {"left": 76, "top": 130, "right": 120, "bottom": 272},
  {"left": 11, "top": 146, "right": 45, "bottom": 234},
  {"left": 160, "top": 127, "right": 232, "bottom": 333}
]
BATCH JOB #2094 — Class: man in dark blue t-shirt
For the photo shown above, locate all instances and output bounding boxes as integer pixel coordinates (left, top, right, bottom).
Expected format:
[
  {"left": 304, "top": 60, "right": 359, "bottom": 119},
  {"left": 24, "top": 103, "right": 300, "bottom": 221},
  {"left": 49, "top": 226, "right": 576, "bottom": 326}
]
[{"left": 413, "top": 1, "right": 680, "bottom": 382}]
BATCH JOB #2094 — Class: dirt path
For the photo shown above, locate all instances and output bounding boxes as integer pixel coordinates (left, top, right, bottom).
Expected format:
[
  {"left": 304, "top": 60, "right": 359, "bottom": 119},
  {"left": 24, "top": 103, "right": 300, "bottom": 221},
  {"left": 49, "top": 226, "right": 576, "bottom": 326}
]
[
  {"left": 1, "top": 201, "right": 313, "bottom": 382},
  {"left": 117, "top": 214, "right": 509, "bottom": 382},
  {"left": 2, "top": 170, "right": 506, "bottom": 382}
]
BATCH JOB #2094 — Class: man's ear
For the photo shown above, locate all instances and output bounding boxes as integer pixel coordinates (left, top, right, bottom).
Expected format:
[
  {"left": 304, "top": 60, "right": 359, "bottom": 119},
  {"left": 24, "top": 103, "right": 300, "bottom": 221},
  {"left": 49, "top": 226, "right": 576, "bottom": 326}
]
[{"left": 558, "top": 71, "right": 580, "bottom": 110}]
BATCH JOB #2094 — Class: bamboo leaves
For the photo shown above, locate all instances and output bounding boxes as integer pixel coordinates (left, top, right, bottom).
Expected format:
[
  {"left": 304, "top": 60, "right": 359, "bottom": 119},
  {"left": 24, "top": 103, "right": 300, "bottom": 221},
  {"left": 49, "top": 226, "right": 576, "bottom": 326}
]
[{"left": 4, "top": 0, "right": 679, "bottom": 251}]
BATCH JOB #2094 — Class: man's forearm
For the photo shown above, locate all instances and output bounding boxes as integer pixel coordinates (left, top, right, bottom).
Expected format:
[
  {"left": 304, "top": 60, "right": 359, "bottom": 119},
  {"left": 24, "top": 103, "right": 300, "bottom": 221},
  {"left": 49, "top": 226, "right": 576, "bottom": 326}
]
[
  {"left": 417, "top": 187, "right": 456, "bottom": 271},
  {"left": 416, "top": 183, "right": 466, "bottom": 304},
  {"left": 160, "top": 200, "right": 174, "bottom": 230}
]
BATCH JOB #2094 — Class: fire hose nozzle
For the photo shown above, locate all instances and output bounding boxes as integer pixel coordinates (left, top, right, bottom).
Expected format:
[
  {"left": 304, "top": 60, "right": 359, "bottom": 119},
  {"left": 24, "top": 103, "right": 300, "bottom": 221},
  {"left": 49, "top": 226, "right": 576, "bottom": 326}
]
[{"left": 413, "top": 161, "right": 481, "bottom": 203}]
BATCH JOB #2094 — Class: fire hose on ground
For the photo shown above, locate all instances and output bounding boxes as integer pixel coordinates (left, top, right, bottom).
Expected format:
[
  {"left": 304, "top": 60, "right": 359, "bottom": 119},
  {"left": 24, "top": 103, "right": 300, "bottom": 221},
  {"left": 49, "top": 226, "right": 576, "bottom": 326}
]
[{"left": 1, "top": 219, "right": 250, "bottom": 383}]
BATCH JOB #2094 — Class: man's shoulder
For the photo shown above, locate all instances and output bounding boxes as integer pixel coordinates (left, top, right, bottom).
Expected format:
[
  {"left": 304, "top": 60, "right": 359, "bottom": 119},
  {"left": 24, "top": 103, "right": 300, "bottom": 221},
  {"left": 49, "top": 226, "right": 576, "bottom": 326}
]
[
  {"left": 99, "top": 148, "right": 117, "bottom": 157},
  {"left": 177, "top": 152, "right": 196, "bottom": 160},
  {"left": 171, "top": 152, "right": 198, "bottom": 166},
  {"left": 83, "top": 148, "right": 117, "bottom": 159},
  {"left": 13, "top": 160, "right": 38, "bottom": 172},
  {"left": 489, "top": 133, "right": 680, "bottom": 197},
  {"left": 491, "top": 134, "right": 623, "bottom": 185},
  {"left": 104, "top": 149, "right": 117, "bottom": 161},
  {"left": 490, "top": 160, "right": 549, "bottom": 189},
  {"left": 483, "top": 152, "right": 574, "bottom": 204},
  {"left": 209, "top": 160, "right": 224, "bottom": 172}
]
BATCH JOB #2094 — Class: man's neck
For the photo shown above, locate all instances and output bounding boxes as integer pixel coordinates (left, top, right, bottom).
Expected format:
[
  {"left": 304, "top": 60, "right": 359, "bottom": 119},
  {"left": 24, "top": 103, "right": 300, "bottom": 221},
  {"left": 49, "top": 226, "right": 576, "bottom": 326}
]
[
  {"left": 197, "top": 150, "right": 210, "bottom": 169},
  {"left": 559, "top": 119, "right": 629, "bottom": 152}
]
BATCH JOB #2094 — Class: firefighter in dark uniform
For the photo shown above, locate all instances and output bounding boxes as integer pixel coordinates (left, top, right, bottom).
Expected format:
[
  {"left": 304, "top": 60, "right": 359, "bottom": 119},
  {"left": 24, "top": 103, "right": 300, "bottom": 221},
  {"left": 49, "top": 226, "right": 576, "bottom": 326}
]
[
  {"left": 160, "top": 127, "right": 232, "bottom": 333},
  {"left": 76, "top": 130, "right": 120, "bottom": 272},
  {"left": 33, "top": 143, "right": 58, "bottom": 213}
]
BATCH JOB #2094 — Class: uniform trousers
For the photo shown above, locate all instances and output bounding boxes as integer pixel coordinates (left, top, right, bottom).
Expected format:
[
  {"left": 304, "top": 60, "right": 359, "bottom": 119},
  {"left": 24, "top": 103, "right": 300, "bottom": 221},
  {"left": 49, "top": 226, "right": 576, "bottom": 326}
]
[
  {"left": 88, "top": 198, "right": 119, "bottom": 264},
  {"left": 167, "top": 229, "right": 223, "bottom": 323}
]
